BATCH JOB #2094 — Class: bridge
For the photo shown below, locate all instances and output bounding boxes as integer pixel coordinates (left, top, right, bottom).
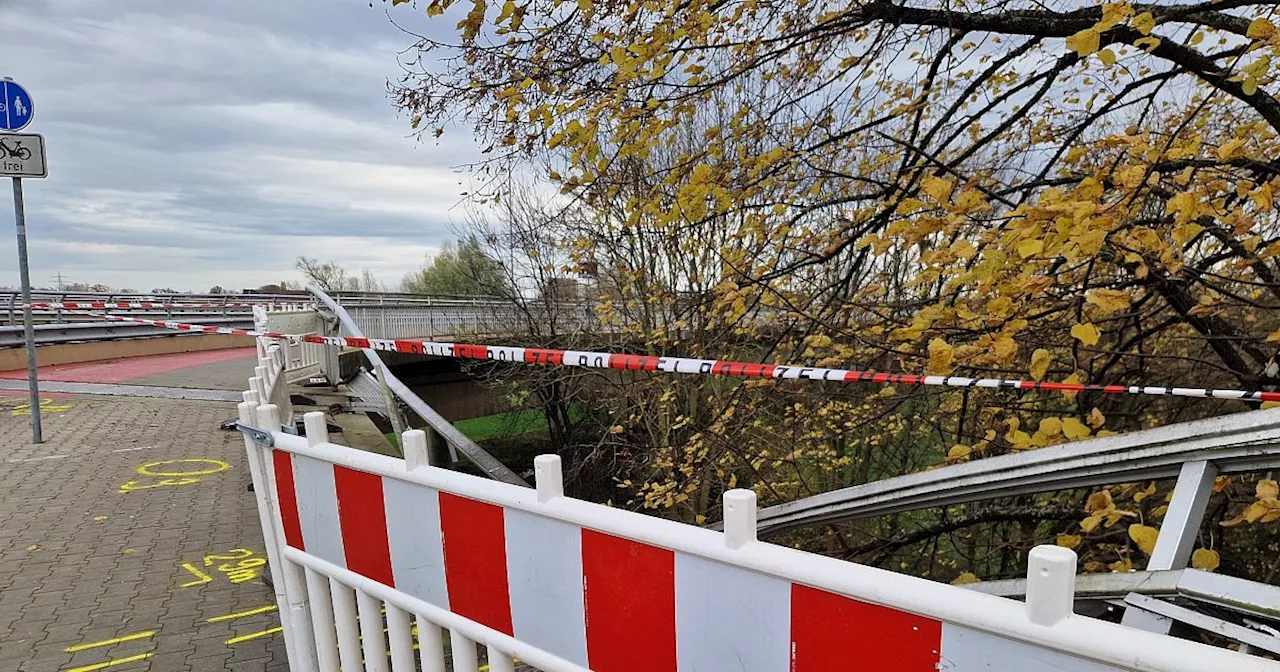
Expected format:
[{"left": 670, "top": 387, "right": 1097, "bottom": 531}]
[{"left": 1, "top": 287, "right": 1279, "bottom": 670}]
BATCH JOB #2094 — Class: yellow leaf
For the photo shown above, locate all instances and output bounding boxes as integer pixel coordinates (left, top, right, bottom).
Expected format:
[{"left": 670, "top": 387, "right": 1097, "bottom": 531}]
[
  {"left": 1129, "top": 524, "right": 1159, "bottom": 555},
  {"left": 1097, "top": 2, "right": 1133, "bottom": 30},
  {"left": 1039, "top": 417, "right": 1063, "bottom": 436},
  {"left": 1086, "top": 289, "right": 1131, "bottom": 313},
  {"left": 1060, "top": 372, "right": 1083, "bottom": 403},
  {"left": 1029, "top": 348, "right": 1052, "bottom": 381},
  {"left": 1248, "top": 18, "right": 1276, "bottom": 40},
  {"left": 1016, "top": 239, "right": 1044, "bottom": 258},
  {"left": 951, "top": 571, "right": 981, "bottom": 585},
  {"left": 1243, "top": 76, "right": 1259, "bottom": 96},
  {"left": 1098, "top": 48, "right": 1117, "bottom": 65},
  {"left": 1217, "top": 138, "right": 1247, "bottom": 161},
  {"left": 1057, "top": 534, "right": 1082, "bottom": 549},
  {"left": 1066, "top": 28, "right": 1101, "bottom": 56},
  {"left": 927, "top": 337, "right": 955, "bottom": 374},
  {"left": 1071, "top": 322, "right": 1101, "bottom": 346},
  {"left": 577, "top": 0, "right": 593, "bottom": 11},
  {"left": 946, "top": 444, "right": 971, "bottom": 462},
  {"left": 1086, "top": 489, "right": 1115, "bottom": 514},
  {"left": 1110, "top": 557, "right": 1134, "bottom": 573},
  {"left": 1087, "top": 407, "right": 1106, "bottom": 429},
  {"left": 1191, "top": 548, "right": 1220, "bottom": 572},
  {"left": 1080, "top": 514, "right": 1103, "bottom": 533},
  {"left": 1259, "top": 479, "right": 1278, "bottom": 501},
  {"left": 991, "top": 336, "right": 1018, "bottom": 363},
  {"left": 1132, "top": 12, "right": 1155, "bottom": 35},
  {"left": 1133, "top": 482, "right": 1156, "bottom": 503},
  {"left": 920, "top": 175, "right": 953, "bottom": 202},
  {"left": 1062, "top": 417, "right": 1091, "bottom": 440},
  {"left": 1133, "top": 36, "right": 1161, "bottom": 53}
]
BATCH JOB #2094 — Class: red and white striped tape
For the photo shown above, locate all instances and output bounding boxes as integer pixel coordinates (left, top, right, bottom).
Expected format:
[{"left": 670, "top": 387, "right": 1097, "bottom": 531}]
[
  {"left": 273, "top": 451, "right": 1120, "bottom": 671},
  {"left": 53, "top": 308, "right": 1280, "bottom": 403},
  {"left": 28, "top": 301, "right": 274, "bottom": 310}
]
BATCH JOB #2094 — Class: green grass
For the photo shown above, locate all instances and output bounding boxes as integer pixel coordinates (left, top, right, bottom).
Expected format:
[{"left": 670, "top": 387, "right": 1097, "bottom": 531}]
[
  {"left": 385, "top": 404, "right": 587, "bottom": 444},
  {"left": 454, "top": 408, "right": 552, "bottom": 441}
]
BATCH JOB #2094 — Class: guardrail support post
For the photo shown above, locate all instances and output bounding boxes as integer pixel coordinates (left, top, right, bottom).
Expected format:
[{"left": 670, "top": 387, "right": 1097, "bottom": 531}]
[
  {"left": 723, "top": 489, "right": 758, "bottom": 549},
  {"left": 534, "top": 454, "right": 563, "bottom": 503},
  {"left": 1122, "top": 460, "right": 1218, "bottom": 633},
  {"left": 304, "top": 411, "right": 329, "bottom": 446},
  {"left": 425, "top": 426, "right": 452, "bottom": 467},
  {"left": 1025, "top": 545, "right": 1077, "bottom": 626}
]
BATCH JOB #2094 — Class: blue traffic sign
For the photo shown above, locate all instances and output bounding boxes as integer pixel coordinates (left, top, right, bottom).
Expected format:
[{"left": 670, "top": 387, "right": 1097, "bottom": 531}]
[{"left": 1, "top": 80, "right": 34, "bottom": 132}]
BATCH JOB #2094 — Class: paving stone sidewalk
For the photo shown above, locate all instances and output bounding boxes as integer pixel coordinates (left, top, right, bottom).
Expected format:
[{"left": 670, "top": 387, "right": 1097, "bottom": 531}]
[{"left": 0, "top": 393, "right": 288, "bottom": 672}]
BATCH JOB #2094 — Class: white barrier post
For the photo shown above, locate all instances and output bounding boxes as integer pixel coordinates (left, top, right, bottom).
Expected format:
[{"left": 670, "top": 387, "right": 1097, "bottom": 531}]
[
  {"left": 385, "top": 602, "right": 415, "bottom": 672},
  {"left": 403, "top": 429, "right": 430, "bottom": 470},
  {"left": 416, "top": 616, "right": 447, "bottom": 672},
  {"left": 450, "top": 629, "right": 479, "bottom": 672},
  {"left": 330, "top": 579, "right": 361, "bottom": 671},
  {"left": 487, "top": 650, "right": 516, "bottom": 672},
  {"left": 303, "top": 568, "right": 340, "bottom": 672},
  {"left": 238, "top": 401, "right": 299, "bottom": 668},
  {"left": 1025, "top": 545, "right": 1077, "bottom": 627},
  {"left": 535, "top": 454, "right": 563, "bottom": 503},
  {"left": 723, "top": 489, "right": 757, "bottom": 549},
  {"left": 304, "top": 411, "right": 329, "bottom": 446},
  {"left": 356, "top": 590, "right": 388, "bottom": 672},
  {"left": 257, "top": 403, "right": 319, "bottom": 672}
]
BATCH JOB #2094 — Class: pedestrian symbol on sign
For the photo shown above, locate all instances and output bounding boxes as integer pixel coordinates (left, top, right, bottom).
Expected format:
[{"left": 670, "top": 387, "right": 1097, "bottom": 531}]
[{"left": 0, "top": 79, "right": 35, "bottom": 132}]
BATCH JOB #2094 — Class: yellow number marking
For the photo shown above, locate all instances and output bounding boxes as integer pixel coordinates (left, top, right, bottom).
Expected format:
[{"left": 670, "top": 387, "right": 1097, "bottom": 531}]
[
  {"left": 137, "top": 459, "right": 230, "bottom": 477},
  {"left": 179, "top": 563, "right": 214, "bottom": 588},
  {"left": 225, "top": 626, "right": 282, "bottom": 645}
]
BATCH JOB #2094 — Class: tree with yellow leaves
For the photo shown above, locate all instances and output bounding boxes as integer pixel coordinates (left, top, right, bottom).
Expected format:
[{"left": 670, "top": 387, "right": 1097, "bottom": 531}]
[{"left": 388, "top": 0, "right": 1280, "bottom": 579}]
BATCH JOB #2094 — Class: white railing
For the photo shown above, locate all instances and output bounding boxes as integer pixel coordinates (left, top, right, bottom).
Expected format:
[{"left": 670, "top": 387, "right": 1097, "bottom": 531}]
[{"left": 236, "top": 402, "right": 1277, "bottom": 671}]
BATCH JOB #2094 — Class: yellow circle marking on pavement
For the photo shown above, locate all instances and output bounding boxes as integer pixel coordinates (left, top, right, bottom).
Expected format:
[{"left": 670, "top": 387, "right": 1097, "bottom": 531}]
[{"left": 137, "top": 458, "right": 231, "bottom": 477}]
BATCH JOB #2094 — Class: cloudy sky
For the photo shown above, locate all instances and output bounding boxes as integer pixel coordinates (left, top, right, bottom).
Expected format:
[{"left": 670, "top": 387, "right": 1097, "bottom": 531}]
[{"left": 0, "top": 0, "right": 477, "bottom": 292}]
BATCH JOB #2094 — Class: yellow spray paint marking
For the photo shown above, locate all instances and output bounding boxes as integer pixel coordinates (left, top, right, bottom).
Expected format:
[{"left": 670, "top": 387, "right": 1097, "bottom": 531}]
[
  {"left": 179, "top": 563, "right": 215, "bottom": 588},
  {"left": 207, "top": 605, "right": 277, "bottom": 622},
  {"left": 66, "top": 652, "right": 153, "bottom": 672},
  {"left": 64, "top": 631, "right": 156, "bottom": 652},
  {"left": 137, "top": 459, "right": 230, "bottom": 477},
  {"left": 118, "top": 458, "right": 230, "bottom": 493},
  {"left": 178, "top": 549, "right": 266, "bottom": 588},
  {"left": 225, "top": 626, "right": 282, "bottom": 645},
  {"left": 7, "top": 397, "right": 74, "bottom": 416}
]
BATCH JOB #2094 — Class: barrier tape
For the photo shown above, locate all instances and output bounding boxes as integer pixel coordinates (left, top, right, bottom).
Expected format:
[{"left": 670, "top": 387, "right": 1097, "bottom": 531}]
[
  {"left": 28, "top": 301, "right": 276, "bottom": 310},
  {"left": 62, "top": 308, "right": 1280, "bottom": 404}
]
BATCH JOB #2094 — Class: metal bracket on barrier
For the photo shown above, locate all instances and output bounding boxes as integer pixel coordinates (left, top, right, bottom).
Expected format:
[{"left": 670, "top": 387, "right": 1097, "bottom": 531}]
[{"left": 232, "top": 422, "right": 275, "bottom": 447}]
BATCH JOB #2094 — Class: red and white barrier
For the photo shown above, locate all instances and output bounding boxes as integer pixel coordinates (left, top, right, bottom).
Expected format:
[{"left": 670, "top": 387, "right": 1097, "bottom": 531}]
[
  {"left": 28, "top": 301, "right": 273, "bottom": 310},
  {"left": 243, "top": 406, "right": 1277, "bottom": 672}
]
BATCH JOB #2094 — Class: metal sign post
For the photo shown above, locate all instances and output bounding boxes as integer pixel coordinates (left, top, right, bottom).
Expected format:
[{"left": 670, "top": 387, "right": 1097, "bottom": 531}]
[{"left": 2, "top": 78, "right": 45, "bottom": 444}]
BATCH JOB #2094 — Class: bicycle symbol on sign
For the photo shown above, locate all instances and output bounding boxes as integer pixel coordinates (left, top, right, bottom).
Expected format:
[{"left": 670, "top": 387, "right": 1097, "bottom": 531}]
[{"left": 0, "top": 137, "right": 32, "bottom": 160}]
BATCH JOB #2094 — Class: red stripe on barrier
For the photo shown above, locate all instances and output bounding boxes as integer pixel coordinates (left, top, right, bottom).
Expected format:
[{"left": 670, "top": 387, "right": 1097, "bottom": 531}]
[
  {"left": 525, "top": 348, "right": 565, "bottom": 365},
  {"left": 302, "top": 335, "right": 327, "bottom": 344},
  {"left": 333, "top": 466, "right": 396, "bottom": 587},
  {"left": 395, "top": 340, "right": 424, "bottom": 354},
  {"left": 346, "top": 337, "right": 370, "bottom": 349},
  {"left": 454, "top": 344, "right": 488, "bottom": 359},
  {"left": 611, "top": 354, "right": 661, "bottom": 371},
  {"left": 789, "top": 584, "right": 940, "bottom": 671},
  {"left": 438, "top": 493, "right": 514, "bottom": 635},
  {"left": 582, "top": 530, "right": 677, "bottom": 672},
  {"left": 272, "top": 451, "right": 305, "bottom": 551}
]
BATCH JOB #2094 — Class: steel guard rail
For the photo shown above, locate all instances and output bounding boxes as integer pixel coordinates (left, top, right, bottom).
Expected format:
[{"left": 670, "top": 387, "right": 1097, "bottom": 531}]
[{"left": 238, "top": 404, "right": 1276, "bottom": 672}]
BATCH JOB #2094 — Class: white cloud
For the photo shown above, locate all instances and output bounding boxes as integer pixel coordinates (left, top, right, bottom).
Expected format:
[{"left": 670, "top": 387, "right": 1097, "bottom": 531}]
[{"left": 0, "top": 0, "right": 476, "bottom": 291}]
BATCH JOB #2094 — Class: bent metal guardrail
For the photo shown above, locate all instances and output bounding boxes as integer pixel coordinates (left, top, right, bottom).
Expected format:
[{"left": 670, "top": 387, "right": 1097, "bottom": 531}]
[{"left": 236, "top": 401, "right": 1275, "bottom": 671}]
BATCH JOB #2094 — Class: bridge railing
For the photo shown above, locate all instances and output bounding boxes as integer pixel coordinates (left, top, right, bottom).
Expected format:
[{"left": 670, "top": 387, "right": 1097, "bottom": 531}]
[{"left": 235, "top": 399, "right": 1273, "bottom": 672}]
